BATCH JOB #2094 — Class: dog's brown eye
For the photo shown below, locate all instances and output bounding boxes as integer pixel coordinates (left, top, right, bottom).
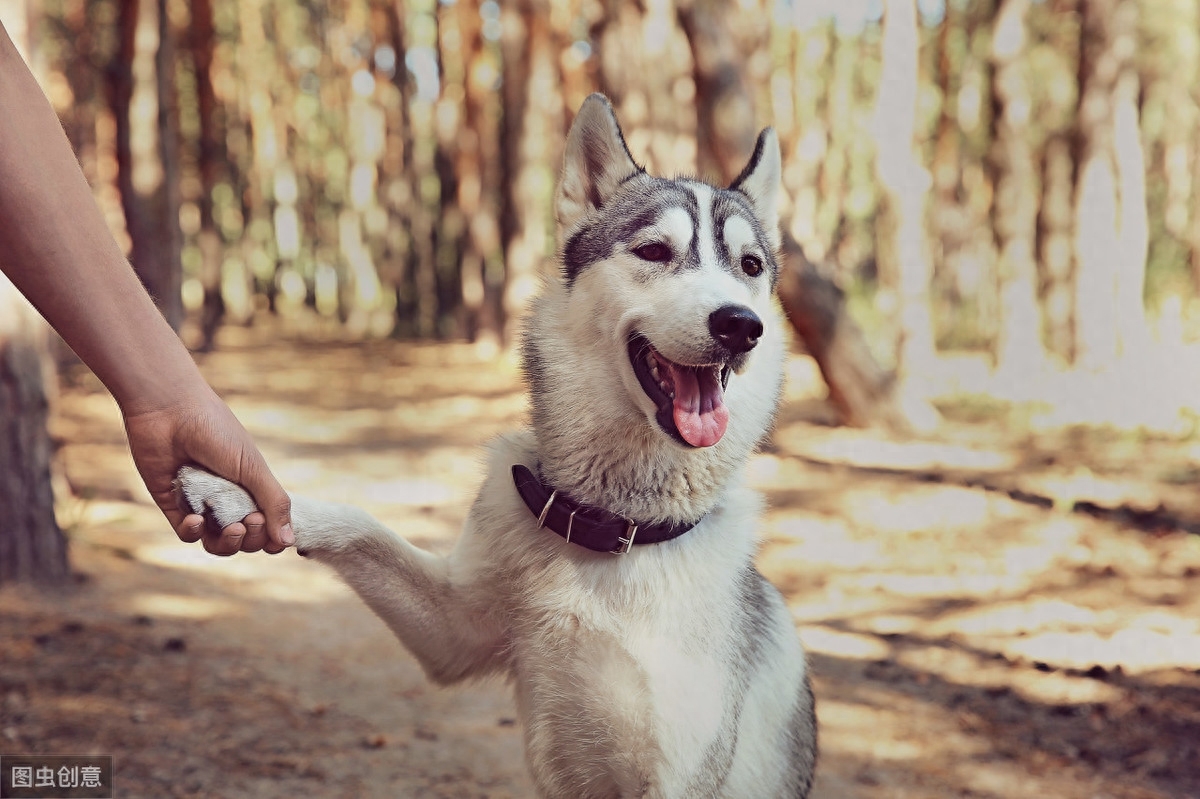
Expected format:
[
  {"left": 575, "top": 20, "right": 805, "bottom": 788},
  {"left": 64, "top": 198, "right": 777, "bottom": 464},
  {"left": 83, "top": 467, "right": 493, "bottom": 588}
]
[
  {"left": 633, "top": 242, "right": 672, "bottom": 263},
  {"left": 741, "top": 255, "right": 764, "bottom": 277}
]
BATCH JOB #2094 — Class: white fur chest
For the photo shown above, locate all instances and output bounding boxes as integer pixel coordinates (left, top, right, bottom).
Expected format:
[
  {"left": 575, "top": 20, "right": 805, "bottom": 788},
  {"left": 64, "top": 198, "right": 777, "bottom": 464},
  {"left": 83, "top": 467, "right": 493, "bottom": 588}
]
[
  {"left": 470, "top": 432, "right": 762, "bottom": 795},
  {"left": 506, "top": 554, "right": 743, "bottom": 796}
]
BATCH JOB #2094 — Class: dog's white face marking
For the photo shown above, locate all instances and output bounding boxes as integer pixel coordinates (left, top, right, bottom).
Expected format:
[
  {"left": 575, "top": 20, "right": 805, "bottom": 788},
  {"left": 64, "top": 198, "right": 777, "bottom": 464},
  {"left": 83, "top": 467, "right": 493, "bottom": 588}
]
[
  {"left": 649, "top": 206, "right": 695, "bottom": 259},
  {"left": 692, "top": 184, "right": 719, "bottom": 274},
  {"left": 723, "top": 215, "right": 756, "bottom": 264}
]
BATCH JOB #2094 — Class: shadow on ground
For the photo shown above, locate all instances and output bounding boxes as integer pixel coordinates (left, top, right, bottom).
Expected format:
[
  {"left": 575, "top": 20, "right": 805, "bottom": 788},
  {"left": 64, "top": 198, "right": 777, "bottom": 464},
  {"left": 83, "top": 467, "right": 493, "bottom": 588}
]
[{"left": 3, "top": 323, "right": 1199, "bottom": 798}]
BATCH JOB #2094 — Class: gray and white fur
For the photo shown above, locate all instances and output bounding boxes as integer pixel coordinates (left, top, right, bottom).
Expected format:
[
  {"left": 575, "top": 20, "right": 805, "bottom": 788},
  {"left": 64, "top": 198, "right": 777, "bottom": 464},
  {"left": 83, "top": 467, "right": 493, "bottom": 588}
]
[{"left": 178, "top": 94, "right": 816, "bottom": 798}]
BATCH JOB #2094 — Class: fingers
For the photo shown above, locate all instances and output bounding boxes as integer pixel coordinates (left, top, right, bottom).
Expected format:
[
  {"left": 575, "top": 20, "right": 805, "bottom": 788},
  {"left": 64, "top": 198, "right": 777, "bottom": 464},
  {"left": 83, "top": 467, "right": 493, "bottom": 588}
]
[
  {"left": 238, "top": 512, "right": 269, "bottom": 553},
  {"left": 236, "top": 450, "right": 295, "bottom": 550},
  {"left": 181, "top": 510, "right": 278, "bottom": 555},
  {"left": 176, "top": 513, "right": 205, "bottom": 543},
  {"left": 202, "top": 519, "right": 247, "bottom": 556}
]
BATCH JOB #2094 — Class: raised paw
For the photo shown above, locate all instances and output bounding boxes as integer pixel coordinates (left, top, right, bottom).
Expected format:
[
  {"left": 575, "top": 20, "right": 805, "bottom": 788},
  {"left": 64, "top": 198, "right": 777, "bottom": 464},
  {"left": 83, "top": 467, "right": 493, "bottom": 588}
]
[{"left": 176, "top": 466, "right": 259, "bottom": 530}]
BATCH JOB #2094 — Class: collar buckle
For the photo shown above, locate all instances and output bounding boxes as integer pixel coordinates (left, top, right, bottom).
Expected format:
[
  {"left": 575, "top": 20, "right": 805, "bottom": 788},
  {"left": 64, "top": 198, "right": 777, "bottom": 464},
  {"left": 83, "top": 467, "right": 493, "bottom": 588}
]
[{"left": 611, "top": 522, "right": 638, "bottom": 555}]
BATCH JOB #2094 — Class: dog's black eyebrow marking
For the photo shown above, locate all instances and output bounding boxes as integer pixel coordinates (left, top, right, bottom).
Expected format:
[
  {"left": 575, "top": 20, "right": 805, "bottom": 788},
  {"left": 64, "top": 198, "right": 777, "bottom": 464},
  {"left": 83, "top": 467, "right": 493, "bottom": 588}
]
[
  {"left": 561, "top": 180, "right": 699, "bottom": 284},
  {"left": 710, "top": 189, "right": 780, "bottom": 285}
]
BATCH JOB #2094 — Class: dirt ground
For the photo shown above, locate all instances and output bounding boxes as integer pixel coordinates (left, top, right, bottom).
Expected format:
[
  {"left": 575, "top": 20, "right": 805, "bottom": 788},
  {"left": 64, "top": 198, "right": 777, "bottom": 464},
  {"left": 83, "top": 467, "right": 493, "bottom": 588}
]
[{"left": 3, "top": 321, "right": 1200, "bottom": 798}]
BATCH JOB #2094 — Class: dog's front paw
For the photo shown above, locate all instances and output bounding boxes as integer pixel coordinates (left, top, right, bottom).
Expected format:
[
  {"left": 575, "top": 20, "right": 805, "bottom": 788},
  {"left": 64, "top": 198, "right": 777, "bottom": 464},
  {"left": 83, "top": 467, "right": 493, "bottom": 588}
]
[{"left": 176, "top": 466, "right": 259, "bottom": 529}]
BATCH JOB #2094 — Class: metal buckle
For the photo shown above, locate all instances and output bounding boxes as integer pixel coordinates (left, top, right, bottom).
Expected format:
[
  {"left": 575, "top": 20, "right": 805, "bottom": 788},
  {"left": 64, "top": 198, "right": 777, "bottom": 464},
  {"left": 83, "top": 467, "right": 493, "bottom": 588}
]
[
  {"left": 537, "top": 491, "right": 558, "bottom": 529},
  {"left": 612, "top": 522, "right": 638, "bottom": 555}
]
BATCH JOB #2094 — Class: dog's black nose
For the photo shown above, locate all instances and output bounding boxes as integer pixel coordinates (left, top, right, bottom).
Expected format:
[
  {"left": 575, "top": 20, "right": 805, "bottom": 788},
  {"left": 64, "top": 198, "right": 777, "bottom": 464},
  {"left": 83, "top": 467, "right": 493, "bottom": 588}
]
[{"left": 709, "top": 305, "right": 763, "bottom": 354}]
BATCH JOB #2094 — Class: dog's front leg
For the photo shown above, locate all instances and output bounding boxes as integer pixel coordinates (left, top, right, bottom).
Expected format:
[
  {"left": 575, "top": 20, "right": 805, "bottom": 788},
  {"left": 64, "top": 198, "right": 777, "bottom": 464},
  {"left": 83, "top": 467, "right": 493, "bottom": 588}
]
[{"left": 176, "top": 466, "right": 506, "bottom": 684}]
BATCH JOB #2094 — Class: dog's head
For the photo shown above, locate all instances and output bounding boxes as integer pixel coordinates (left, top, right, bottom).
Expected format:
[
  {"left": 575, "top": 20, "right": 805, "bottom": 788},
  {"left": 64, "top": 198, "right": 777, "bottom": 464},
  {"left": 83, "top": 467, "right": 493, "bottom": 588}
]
[{"left": 523, "top": 95, "right": 785, "bottom": 518}]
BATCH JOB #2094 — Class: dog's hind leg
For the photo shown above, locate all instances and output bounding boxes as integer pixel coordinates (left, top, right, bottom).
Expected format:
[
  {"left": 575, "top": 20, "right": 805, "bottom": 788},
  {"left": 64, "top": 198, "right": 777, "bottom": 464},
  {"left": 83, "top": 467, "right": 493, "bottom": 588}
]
[{"left": 176, "top": 466, "right": 507, "bottom": 685}]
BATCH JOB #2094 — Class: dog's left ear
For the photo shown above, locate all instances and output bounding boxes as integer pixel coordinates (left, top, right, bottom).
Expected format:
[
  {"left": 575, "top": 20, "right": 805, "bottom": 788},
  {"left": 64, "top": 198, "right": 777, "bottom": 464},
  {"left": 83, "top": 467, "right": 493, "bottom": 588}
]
[
  {"left": 729, "top": 128, "right": 782, "bottom": 251},
  {"left": 556, "top": 94, "right": 643, "bottom": 231}
]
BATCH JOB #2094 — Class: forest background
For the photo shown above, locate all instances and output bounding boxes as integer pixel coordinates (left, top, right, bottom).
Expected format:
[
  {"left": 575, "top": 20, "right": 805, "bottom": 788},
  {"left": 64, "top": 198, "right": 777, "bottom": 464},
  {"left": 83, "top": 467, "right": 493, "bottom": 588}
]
[
  {"left": 8, "top": 0, "right": 1197, "bottom": 376},
  {"left": 3, "top": 0, "right": 1200, "bottom": 796}
]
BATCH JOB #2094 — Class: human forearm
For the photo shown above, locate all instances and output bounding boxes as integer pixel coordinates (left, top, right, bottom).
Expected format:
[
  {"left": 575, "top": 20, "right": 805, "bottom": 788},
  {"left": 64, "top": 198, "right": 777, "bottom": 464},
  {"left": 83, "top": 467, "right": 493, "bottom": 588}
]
[
  {"left": 0, "top": 21, "right": 293, "bottom": 549},
  {"left": 0, "top": 20, "right": 204, "bottom": 415}
]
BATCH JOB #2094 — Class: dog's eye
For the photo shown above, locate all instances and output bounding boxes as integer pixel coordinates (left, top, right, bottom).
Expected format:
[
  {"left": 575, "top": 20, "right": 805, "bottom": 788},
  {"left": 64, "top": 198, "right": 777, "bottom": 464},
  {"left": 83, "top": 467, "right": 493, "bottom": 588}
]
[
  {"left": 741, "top": 255, "right": 764, "bottom": 277},
  {"left": 632, "top": 242, "right": 672, "bottom": 263}
]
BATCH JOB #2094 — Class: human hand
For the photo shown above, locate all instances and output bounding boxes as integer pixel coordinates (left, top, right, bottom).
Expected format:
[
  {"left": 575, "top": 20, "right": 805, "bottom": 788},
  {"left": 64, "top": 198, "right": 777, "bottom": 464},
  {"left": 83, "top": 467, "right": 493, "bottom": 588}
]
[{"left": 122, "top": 386, "right": 293, "bottom": 556}]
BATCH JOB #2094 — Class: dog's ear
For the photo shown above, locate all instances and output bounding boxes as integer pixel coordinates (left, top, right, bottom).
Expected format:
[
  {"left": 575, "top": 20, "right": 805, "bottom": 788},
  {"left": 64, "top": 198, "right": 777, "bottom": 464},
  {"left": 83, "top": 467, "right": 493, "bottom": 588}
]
[
  {"left": 556, "top": 94, "right": 642, "bottom": 230},
  {"left": 729, "top": 128, "right": 782, "bottom": 250}
]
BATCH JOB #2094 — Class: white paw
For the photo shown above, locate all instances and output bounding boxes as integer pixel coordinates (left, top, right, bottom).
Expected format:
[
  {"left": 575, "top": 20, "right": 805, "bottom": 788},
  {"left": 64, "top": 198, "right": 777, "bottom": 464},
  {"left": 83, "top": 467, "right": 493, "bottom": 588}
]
[{"left": 176, "top": 466, "right": 259, "bottom": 529}]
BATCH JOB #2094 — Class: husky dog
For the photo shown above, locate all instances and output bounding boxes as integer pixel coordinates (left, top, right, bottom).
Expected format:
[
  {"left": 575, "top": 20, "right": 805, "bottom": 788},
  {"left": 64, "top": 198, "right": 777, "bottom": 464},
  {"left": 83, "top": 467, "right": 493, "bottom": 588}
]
[{"left": 178, "top": 94, "right": 816, "bottom": 798}]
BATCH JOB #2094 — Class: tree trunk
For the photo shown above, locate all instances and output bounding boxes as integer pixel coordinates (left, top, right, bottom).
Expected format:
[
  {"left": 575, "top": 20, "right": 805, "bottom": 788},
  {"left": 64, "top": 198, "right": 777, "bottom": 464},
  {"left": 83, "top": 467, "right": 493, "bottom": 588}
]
[
  {"left": 378, "top": 0, "right": 417, "bottom": 336},
  {"left": 873, "top": 0, "right": 939, "bottom": 429},
  {"left": 0, "top": 288, "right": 68, "bottom": 585},
  {"left": 989, "top": 0, "right": 1045, "bottom": 379},
  {"left": 778, "top": 236, "right": 912, "bottom": 430},
  {"left": 592, "top": 0, "right": 691, "bottom": 175},
  {"left": 1039, "top": 135, "right": 1076, "bottom": 363},
  {"left": 676, "top": 0, "right": 757, "bottom": 184},
  {"left": 499, "top": 0, "right": 562, "bottom": 342},
  {"left": 1112, "top": 69, "right": 1149, "bottom": 355},
  {"left": 1072, "top": 0, "right": 1140, "bottom": 368},
  {"left": 153, "top": 0, "right": 183, "bottom": 328},
  {"left": 451, "top": 0, "right": 504, "bottom": 346},
  {"left": 815, "top": 25, "right": 856, "bottom": 269},
  {"left": 190, "top": 0, "right": 225, "bottom": 350},
  {"left": 59, "top": 0, "right": 98, "bottom": 173},
  {"left": 106, "top": 0, "right": 183, "bottom": 330},
  {"left": 0, "top": 4, "right": 68, "bottom": 586}
]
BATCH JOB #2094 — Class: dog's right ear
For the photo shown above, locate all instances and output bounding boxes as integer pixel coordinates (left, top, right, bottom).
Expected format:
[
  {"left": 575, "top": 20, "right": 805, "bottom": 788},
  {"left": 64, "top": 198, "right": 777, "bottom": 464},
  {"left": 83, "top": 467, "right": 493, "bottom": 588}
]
[{"left": 555, "top": 94, "right": 642, "bottom": 230}]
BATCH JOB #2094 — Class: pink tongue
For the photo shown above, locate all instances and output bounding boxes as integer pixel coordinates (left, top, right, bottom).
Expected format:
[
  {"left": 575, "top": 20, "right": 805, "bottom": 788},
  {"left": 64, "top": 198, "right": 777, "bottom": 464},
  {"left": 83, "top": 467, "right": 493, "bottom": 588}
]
[{"left": 667, "top": 363, "right": 729, "bottom": 447}]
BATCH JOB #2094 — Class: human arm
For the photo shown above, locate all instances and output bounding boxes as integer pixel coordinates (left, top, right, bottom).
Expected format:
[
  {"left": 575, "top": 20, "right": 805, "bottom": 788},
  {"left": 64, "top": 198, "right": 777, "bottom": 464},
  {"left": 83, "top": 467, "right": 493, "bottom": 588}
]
[{"left": 0, "top": 19, "right": 292, "bottom": 554}]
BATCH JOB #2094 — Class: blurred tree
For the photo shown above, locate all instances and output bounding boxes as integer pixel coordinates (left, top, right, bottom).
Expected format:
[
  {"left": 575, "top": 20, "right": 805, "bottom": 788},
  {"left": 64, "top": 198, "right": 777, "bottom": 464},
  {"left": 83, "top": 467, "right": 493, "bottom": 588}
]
[
  {"left": 676, "top": 0, "right": 757, "bottom": 182},
  {"left": 436, "top": 0, "right": 503, "bottom": 344},
  {"left": 190, "top": 0, "right": 226, "bottom": 350},
  {"left": 592, "top": 0, "right": 693, "bottom": 176},
  {"left": 779, "top": 235, "right": 913, "bottom": 429},
  {"left": 154, "top": 0, "right": 184, "bottom": 326},
  {"left": 874, "top": 0, "right": 938, "bottom": 428},
  {"left": 54, "top": 0, "right": 100, "bottom": 175},
  {"left": 989, "top": 0, "right": 1045, "bottom": 377},
  {"left": 1039, "top": 133, "right": 1076, "bottom": 362},
  {"left": 373, "top": 0, "right": 417, "bottom": 332},
  {"left": 0, "top": 280, "right": 68, "bottom": 585},
  {"left": 930, "top": 1, "right": 962, "bottom": 278},
  {"left": 498, "top": 0, "right": 563, "bottom": 343},
  {"left": 106, "top": 0, "right": 184, "bottom": 330},
  {"left": 1072, "top": 0, "right": 1145, "bottom": 367},
  {"left": 0, "top": 11, "right": 68, "bottom": 585}
]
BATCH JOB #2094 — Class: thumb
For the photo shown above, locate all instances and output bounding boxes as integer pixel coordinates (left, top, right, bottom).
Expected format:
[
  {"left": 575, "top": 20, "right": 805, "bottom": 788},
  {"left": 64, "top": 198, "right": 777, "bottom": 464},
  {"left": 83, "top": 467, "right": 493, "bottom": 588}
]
[{"left": 235, "top": 449, "right": 294, "bottom": 548}]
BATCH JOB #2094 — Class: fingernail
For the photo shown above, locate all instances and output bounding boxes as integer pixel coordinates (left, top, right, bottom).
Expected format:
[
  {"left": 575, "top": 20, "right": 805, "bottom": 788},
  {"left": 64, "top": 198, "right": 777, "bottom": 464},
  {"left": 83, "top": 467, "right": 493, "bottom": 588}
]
[{"left": 281, "top": 523, "right": 295, "bottom": 546}]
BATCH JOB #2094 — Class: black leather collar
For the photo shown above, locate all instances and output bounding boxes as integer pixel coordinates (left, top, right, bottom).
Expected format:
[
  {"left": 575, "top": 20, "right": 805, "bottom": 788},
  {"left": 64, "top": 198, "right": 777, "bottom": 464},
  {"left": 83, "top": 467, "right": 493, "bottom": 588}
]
[{"left": 511, "top": 464, "right": 700, "bottom": 554}]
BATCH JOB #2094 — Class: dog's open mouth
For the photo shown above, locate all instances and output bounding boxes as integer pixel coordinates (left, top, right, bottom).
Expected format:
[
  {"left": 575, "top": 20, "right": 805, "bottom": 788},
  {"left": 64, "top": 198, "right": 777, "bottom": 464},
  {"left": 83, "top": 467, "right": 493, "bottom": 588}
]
[{"left": 628, "top": 334, "right": 732, "bottom": 448}]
